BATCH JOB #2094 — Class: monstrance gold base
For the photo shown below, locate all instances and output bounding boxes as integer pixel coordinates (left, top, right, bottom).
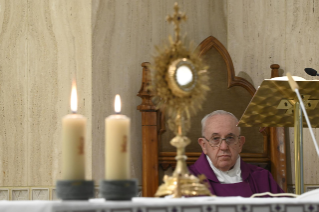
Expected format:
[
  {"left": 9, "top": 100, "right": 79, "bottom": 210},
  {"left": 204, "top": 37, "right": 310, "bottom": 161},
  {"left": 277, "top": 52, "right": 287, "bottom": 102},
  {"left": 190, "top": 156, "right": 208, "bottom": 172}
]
[
  {"left": 155, "top": 135, "right": 213, "bottom": 198},
  {"left": 155, "top": 173, "right": 213, "bottom": 197}
]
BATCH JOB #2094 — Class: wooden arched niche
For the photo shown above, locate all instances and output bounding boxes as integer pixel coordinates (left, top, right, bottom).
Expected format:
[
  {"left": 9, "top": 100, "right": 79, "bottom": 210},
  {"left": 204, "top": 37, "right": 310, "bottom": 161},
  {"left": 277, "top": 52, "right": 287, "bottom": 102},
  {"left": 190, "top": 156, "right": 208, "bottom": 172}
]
[{"left": 137, "top": 36, "right": 287, "bottom": 197}]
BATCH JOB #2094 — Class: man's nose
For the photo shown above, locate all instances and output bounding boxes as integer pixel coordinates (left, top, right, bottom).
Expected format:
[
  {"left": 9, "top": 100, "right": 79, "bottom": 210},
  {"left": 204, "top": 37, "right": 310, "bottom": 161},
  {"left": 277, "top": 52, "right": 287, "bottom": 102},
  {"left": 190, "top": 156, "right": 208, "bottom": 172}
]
[{"left": 219, "top": 139, "right": 229, "bottom": 150}]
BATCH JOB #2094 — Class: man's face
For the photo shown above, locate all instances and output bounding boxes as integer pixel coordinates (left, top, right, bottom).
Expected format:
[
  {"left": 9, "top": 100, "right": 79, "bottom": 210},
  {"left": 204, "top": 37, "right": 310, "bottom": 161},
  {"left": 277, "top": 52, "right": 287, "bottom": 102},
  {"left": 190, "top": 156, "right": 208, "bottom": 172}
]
[{"left": 198, "top": 114, "right": 245, "bottom": 172}]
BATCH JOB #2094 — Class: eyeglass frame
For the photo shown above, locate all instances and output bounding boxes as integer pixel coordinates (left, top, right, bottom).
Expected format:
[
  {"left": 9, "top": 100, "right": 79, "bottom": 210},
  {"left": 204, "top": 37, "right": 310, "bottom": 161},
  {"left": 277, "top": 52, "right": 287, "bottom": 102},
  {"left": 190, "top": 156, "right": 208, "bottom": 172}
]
[{"left": 202, "top": 134, "right": 241, "bottom": 148}]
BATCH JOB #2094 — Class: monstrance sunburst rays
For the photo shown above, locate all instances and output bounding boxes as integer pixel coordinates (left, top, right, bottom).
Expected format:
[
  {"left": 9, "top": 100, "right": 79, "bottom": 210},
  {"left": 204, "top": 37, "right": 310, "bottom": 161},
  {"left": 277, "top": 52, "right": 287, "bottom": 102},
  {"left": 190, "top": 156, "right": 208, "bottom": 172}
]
[{"left": 151, "top": 3, "right": 210, "bottom": 135}]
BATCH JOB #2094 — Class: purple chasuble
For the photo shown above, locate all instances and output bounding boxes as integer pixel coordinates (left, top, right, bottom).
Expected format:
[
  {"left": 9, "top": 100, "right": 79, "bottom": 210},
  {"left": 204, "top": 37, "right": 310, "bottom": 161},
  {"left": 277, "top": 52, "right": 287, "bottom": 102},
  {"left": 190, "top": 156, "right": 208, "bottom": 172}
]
[{"left": 188, "top": 153, "right": 284, "bottom": 197}]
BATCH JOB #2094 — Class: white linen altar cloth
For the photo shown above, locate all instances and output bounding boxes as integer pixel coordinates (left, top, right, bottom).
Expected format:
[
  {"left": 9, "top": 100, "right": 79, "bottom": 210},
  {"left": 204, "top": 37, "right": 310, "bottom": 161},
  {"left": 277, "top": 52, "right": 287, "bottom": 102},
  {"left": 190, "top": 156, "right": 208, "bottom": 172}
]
[{"left": 0, "top": 197, "right": 319, "bottom": 212}]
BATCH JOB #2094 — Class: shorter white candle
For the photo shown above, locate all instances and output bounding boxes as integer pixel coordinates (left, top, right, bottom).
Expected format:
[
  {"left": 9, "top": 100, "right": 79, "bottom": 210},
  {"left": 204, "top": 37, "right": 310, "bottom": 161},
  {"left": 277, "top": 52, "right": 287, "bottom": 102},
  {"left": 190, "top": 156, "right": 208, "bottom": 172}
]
[
  {"left": 105, "top": 95, "right": 130, "bottom": 180},
  {"left": 62, "top": 81, "right": 86, "bottom": 180}
]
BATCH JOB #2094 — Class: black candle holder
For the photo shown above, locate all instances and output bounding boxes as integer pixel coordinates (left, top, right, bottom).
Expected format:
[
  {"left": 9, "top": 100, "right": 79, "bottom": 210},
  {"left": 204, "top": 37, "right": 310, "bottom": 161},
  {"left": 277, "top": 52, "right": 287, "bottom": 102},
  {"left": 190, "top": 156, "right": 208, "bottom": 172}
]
[
  {"left": 56, "top": 180, "right": 94, "bottom": 200},
  {"left": 100, "top": 179, "right": 138, "bottom": 200}
]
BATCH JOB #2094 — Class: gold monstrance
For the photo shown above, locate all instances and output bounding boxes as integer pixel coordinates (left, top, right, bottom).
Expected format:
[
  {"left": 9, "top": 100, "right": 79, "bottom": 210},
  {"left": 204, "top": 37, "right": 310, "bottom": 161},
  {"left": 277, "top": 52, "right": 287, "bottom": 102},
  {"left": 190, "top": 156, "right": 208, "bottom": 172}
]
[{"left": 151, "top": 3, "right": 212, "bottom": 197}]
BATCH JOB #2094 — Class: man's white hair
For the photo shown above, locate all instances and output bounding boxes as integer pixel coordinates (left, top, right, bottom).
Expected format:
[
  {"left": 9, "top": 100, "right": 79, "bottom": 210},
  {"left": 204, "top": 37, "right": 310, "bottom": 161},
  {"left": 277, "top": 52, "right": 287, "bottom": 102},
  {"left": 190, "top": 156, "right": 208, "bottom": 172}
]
[{"left": 201, "top": 110, "right": 241, "bottom": 135}]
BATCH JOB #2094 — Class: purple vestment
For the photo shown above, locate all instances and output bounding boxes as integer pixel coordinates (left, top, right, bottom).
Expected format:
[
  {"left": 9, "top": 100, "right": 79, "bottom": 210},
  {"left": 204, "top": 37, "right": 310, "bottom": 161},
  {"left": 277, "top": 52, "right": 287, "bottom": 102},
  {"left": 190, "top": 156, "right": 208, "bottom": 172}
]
[{"left": 188, "top": 153, "right": 284, "bottom": 197}]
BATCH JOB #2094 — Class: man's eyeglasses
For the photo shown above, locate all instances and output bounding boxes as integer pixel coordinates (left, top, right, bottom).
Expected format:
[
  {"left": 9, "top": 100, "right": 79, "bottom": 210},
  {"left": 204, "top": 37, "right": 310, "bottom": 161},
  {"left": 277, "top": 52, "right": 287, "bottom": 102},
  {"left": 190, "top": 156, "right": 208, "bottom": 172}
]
[{"left": 202, "top": 135, "right": 240, "bottom": 147}]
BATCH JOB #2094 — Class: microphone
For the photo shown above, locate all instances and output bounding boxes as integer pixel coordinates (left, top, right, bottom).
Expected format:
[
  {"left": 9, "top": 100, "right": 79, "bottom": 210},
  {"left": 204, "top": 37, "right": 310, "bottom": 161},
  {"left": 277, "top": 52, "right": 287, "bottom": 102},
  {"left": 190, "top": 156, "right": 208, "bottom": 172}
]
[{"left": 305, "top": 68, "right": 319, "bottom": 76}]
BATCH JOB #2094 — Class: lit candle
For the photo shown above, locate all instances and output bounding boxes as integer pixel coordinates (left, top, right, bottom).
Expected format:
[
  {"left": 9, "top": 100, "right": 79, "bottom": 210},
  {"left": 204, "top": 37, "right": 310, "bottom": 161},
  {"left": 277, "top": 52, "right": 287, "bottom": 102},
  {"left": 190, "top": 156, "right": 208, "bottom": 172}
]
[
  {"left": 62, "top": 80, "right": 86, "bottom": 180},
  {"left": 105, "top": 95, "right": 130, "bottom": 180}
]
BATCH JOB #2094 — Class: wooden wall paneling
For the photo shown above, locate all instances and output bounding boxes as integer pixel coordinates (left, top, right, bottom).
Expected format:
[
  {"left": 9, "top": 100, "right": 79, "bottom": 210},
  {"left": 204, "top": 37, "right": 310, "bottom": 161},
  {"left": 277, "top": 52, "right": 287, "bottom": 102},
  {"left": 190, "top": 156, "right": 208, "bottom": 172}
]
[{"left": 0, "top": 0, "right": 28, "bottom": 186}]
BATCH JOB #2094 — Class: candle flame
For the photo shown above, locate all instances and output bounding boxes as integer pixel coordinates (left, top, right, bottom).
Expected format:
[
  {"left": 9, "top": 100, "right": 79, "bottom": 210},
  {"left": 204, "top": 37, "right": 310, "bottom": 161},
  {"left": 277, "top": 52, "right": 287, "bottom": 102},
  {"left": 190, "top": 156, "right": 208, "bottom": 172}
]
[
  {"left": 114, "top": 94, "right": 121, "bottom": 113},
  {"left": 70, "top": 80, "right": 78, "bottom": 113}
]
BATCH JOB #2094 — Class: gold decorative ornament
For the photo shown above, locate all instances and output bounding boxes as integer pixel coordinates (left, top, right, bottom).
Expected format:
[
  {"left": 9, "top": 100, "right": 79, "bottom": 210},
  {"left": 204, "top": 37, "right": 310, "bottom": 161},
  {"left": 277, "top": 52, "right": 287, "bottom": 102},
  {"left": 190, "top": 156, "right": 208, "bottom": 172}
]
[
  {"left": 277, "top": 95, "right": 319, "bottom": 115},
  {"left": 151, "top": 3, "right": 209, "bottom": 135},
  {"left": 151, "top": 3, "right": 212, "bottom": 197}
]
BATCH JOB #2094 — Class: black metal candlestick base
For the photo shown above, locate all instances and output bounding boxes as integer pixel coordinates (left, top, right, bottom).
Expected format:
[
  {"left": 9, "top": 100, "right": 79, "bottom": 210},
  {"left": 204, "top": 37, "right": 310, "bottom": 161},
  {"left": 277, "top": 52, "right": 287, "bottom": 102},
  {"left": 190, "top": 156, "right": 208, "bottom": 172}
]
[
  {"left": 56, "top": 180, "right": 94, "bottom": 200},
  {"left": 100, "top": 179, "right": 138, "bottom": 200}
]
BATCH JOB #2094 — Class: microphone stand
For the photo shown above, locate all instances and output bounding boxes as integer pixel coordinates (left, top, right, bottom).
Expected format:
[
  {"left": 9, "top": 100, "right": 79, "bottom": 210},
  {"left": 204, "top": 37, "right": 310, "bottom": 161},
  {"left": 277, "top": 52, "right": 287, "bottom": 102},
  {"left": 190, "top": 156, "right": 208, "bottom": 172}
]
[
  {"left": 287, "top": 73, "right": 319, "bottom": 194},
  {"left": 287, "top": 73, "right": 319, "bottom": 156}
]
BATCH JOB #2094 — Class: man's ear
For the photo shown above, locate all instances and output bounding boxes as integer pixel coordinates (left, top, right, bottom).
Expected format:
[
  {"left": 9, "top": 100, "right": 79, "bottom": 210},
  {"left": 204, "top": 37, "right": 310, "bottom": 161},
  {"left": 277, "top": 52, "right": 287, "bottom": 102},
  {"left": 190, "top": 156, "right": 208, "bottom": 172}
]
[
  {"left": 198, "top": 138, "right": 208, "bottom": 154},
  {"left": 238, "top": 136, "right": 246, "bottom": 153}
]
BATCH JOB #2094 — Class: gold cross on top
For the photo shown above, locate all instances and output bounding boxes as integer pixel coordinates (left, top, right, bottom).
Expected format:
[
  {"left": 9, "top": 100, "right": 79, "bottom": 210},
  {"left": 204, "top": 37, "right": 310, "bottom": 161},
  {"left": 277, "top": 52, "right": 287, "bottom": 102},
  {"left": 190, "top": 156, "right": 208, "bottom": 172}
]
[{"left": 166, "top": 3, "right": 187, "bottom": 43}]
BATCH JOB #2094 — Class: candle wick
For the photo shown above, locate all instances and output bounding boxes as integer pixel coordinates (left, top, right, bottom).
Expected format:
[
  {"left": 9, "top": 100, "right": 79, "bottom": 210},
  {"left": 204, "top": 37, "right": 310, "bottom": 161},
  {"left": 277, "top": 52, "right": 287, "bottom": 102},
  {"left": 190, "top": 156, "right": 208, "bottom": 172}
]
[
  {"left": 115, "top": 112, "right": 121, "bottom": 114},
  {"left": 72, "top": 111, "right": 77, "bottom": 114}
]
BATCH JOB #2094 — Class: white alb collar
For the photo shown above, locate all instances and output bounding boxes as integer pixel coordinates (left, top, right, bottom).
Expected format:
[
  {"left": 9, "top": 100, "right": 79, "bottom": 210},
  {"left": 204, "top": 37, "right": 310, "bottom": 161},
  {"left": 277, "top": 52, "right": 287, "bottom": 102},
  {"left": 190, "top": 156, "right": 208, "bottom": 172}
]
[{"left": 206, "top": 154, "right": 242, "bottom": 184}]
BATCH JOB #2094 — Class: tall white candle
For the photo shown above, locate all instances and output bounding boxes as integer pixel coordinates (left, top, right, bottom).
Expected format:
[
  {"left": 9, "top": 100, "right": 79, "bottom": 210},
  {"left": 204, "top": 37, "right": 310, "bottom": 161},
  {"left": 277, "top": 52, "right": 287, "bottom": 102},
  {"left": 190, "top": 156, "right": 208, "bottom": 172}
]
[
  {"left": 62, "top": 81, "right": 86, "bottom": 180},
  {"left": 105, "top": 95, "right": 130, "bottom": 180}
]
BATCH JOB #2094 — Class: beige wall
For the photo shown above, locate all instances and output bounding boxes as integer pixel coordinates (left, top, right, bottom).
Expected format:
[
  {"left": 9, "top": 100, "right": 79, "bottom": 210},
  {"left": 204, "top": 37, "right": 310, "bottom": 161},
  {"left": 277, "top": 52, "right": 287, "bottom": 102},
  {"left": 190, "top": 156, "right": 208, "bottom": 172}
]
[
  {"left": 0, "top": 0, "right": 92, "bottom": 186},
  {"left": 1, "top": 0, "right": 318, "bottom": 199},
  {"left": 91, "top": 0, "right": 227, "bottom": 186},
  {"left": 227, "top": 0, "right": 319, "bottom": 191},
  {"left": 0, "top": 0, "right": 226, "bottom": 199},
  {"left": 0, "top": 0, "right": 91, "bottom": 200}
]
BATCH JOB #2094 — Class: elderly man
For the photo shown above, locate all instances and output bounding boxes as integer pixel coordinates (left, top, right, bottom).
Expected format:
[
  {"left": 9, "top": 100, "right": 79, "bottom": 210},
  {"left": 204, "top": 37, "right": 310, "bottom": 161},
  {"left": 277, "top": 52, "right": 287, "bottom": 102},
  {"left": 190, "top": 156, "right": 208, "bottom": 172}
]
[{"left": 188, "top": 110, "right": 284, "bottom": 197}]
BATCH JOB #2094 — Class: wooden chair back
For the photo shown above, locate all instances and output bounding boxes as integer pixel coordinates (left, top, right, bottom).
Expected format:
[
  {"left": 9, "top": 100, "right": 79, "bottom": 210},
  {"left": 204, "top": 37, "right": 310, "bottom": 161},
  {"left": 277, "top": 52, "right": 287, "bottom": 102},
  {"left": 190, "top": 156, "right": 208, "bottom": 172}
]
[{"left": 137, "top": 36, "right": 287, "bottom": 197}]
